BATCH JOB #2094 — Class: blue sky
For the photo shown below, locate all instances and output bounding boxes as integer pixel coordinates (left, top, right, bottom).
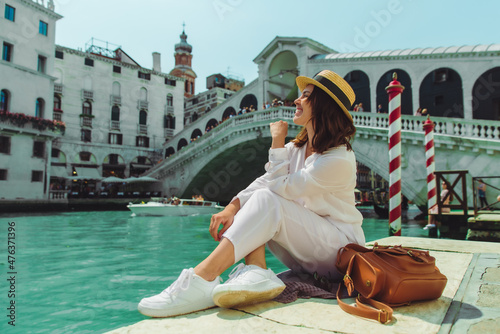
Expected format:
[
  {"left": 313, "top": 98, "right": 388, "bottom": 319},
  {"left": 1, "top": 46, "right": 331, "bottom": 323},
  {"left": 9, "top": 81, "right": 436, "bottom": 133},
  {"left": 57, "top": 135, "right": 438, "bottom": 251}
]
[{"left": 54, "top": 0, "right": 499, "bottom": 94}]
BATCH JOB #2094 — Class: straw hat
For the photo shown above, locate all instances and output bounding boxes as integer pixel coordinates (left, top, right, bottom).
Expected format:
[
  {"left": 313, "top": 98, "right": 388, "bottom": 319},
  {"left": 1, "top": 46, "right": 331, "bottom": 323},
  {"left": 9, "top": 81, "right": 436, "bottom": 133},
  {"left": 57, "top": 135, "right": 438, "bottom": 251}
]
[{"left": 296, "top": 70, "right": 355, "bottom": 121}]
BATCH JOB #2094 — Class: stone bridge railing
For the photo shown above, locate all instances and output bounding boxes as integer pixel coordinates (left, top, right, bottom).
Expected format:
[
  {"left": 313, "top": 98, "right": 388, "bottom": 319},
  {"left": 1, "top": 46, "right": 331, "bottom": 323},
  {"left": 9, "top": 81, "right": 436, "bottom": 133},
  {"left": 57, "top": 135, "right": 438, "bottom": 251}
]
[
  {"left": 352, "top": 112, "right": 500, "bottom": 140},
  {"left": 148, "top": 108, "right": 500, "bottom": 177}
]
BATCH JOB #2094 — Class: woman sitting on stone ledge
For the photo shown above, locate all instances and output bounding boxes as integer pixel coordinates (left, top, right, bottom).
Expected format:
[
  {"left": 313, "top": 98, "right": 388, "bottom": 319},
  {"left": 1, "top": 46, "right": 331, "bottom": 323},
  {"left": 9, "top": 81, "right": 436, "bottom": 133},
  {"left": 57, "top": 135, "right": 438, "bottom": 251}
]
[{"left": 137, "top": 70, "right": 366, "bottom": 318}]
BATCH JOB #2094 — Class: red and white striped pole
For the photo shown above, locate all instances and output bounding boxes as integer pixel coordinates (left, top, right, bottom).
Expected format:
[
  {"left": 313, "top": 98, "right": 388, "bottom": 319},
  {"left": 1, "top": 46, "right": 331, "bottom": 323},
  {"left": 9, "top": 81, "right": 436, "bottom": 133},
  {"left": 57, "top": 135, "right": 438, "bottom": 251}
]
[
  {"left": 423, "top": 116, "right": 437, "bottom": 210},
  {"left": 386, "top": 73, "right": 405, "bottom": 236}
]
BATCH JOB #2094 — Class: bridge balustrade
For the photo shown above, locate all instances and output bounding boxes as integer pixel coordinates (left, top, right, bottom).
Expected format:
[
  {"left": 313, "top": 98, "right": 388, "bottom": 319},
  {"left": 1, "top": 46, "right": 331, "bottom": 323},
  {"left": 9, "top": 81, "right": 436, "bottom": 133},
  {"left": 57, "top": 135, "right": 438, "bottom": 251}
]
[{"left": 163, "top": 108, "right": 499, "bottom": 162}]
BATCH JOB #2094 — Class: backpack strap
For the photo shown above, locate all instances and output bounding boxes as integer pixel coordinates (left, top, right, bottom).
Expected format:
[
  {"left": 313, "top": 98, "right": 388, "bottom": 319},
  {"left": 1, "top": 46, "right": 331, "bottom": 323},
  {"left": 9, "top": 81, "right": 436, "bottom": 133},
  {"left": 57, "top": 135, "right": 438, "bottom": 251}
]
[{"left": 336, "top": 285, "right": 394, "bottom": 324}]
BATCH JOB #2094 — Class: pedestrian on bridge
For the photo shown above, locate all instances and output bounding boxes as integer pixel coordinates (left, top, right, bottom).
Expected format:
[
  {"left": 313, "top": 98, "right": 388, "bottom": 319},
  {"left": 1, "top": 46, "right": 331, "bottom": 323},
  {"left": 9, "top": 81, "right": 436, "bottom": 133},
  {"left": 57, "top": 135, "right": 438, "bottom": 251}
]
[{"left": 138, "top": 70, "right": 365, "bottom": 318}]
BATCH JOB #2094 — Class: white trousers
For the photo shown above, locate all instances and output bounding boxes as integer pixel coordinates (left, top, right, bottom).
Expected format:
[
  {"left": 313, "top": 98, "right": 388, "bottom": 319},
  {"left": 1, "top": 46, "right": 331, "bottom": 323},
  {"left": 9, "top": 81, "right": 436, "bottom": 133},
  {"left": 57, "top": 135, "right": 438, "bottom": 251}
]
[{"left": 223, "top": 188, "right": 364, "bottom": 280}]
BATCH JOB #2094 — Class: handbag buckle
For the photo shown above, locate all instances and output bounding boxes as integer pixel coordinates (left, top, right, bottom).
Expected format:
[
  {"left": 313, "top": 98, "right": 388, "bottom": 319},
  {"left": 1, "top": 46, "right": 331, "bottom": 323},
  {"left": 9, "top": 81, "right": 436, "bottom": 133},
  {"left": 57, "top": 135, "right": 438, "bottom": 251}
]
[{"left": 378, "top": 309, "right": 389, "bottom": 324}]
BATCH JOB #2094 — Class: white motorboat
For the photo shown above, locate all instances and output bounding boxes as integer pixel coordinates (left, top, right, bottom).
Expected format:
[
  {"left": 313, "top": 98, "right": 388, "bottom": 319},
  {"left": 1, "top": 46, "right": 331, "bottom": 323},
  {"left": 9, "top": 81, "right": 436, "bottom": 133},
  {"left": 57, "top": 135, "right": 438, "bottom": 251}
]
[{"left": 127, "top": 197, "right": 224, "bottom": 216}]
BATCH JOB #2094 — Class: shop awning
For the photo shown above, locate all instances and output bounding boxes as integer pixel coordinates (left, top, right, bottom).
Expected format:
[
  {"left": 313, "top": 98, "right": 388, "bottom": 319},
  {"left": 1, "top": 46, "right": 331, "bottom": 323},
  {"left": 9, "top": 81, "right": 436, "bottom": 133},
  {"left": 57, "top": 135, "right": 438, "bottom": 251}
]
[
  {"left": 73, "top": 167, "right": 102, "bottom": 180},
  {"left": 50, "top": 165, "right": 69, "bottom": 179}
]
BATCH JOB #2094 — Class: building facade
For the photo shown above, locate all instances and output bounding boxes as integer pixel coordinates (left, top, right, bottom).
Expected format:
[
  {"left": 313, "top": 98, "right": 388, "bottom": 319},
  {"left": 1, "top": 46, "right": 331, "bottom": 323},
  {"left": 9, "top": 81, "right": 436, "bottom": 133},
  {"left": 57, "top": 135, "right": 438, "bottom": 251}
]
[
  {"left": 52, "top": 42, "right": 185, "bottom": 196},
  {"left": 0, "top": 0, "right": 63, "bottom": 202}
]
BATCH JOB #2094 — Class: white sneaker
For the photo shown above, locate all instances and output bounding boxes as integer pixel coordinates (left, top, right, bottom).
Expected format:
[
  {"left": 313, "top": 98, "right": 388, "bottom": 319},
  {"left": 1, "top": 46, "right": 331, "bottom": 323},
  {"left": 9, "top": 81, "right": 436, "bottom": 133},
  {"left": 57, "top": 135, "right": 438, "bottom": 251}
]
[
  {"left": 423, "top": 224, "right": 436, "bottom": 230},
  {"left": 138, "top": 268, "right": 221, "bottom": 317},
  {"left": 212, "top": 264, "right": 286, "bottom": 308}
]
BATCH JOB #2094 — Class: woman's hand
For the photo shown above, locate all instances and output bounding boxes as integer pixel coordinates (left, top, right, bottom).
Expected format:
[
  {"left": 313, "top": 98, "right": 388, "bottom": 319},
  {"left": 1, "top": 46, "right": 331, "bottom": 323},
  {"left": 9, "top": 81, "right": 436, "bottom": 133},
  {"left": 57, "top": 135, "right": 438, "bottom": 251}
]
[
  {"left": 270, "top": 120, "right": 288, "bottom": 149},
  {"left": 209, "top": 199, "right": 240, "bottom": 241}
]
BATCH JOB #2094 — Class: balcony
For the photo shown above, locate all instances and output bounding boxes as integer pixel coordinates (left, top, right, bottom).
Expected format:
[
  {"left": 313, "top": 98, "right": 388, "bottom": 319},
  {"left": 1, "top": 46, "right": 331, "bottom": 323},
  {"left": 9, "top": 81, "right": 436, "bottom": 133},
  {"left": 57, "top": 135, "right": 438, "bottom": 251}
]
[
  {"left": 164, "top": 128, "right": 174, "bottom": 138},
  {"left": 110, "top": 120, "right": 120, "bottom": 131},
  {"left": 82, "top": 90, "right": 93, "bottom": 100},
  {"left": 165, "top": 105, "right": 174, "bottom": 113},
  {"left": 138, "top": 100, "right": 149, "bottom": 110},
  {"left": 110, "top": 95, "right": 121, "bottom": 105},
  {"left": 80, "top": 116, "right": 93, "bottom": 128},
  {"left": 138, "top": 124, "right": 148, "bottom": 135},
  {"left": 54, "top": 83, "right": 63, "bottom": 94}
]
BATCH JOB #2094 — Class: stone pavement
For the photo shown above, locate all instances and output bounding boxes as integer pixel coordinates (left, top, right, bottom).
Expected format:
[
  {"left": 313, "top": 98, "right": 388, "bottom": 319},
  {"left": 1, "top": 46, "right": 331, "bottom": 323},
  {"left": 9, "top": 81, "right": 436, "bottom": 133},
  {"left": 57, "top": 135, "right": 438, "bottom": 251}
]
[{"left": 105, "top": 237, "right": 500, "bottom": 334}]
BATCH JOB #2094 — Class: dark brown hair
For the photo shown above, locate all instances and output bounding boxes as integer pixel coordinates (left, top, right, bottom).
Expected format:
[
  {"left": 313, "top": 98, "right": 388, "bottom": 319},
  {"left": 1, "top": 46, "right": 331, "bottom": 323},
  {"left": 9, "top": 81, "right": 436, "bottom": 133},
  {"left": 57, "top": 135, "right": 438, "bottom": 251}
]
[{"left": 291, "top": 86, "right": 356, "bottom": 153}]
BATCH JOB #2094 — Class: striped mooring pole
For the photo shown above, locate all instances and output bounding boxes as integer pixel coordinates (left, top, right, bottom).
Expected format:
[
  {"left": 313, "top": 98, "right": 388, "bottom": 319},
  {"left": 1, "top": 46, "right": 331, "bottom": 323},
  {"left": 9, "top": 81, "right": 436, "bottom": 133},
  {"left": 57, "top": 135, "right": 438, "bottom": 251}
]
[
  {"left": 386, "top": 73, "right": 405, "bottom": 236},
  {"left": 423, "top": 116, "right": 437, "bottom": 210}
]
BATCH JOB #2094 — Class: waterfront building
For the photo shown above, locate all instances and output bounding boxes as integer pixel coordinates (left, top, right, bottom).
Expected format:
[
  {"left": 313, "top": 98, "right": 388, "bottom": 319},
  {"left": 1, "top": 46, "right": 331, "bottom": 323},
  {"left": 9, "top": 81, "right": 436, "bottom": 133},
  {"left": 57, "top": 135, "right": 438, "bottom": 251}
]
[
  {"left": 52, "top": 40, "right": 185, "bottom": 196},
  {"left": 0, "top": 0, "right": 63, "bottom": 202}
]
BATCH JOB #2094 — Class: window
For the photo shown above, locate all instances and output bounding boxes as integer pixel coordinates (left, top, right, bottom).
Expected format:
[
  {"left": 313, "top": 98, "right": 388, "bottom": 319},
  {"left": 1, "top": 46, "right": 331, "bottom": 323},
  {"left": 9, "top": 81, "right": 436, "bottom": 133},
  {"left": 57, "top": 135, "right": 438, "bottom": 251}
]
[
  {"left": 55, "top": 50, "right": 64, "bottom": 59},
  {"left": 54, "top": 95, "right": 61, "bottom": 110},
  {"left": 111, "top": 106, "right": 120, "bottom": 121},
  {"left": 51, "top": 148, "right": 60, "bottom": 158},
  {"left": 4, "top": 4, "right": 15, "bottom": 21},
  {"left": 79, "top": 151, "right": 91, "bottom": 161},
  {"left": 167, "top": 94, "right": 173, "bottom": 106},
  {"left": 434, "top": 69, "right": 449, "bottom": 83},
  {"left": 165, "top": 78, "right": 176, "bottom": 86},
  {"left": 31, "top": 170, "right": 43, "bottom": 182},
  {"left": 81, "top": 129, "right": 91, "bottom": 142},
  {"left": 39, "top": 21, "right": 48, "bottom": 36},
  {"left": 33, "top": 141, "right": 45, "bottom": 158},
  {"left": 164, "top": 115, "right": 175, "bottom": 129},
  {"left": 108, "top": 133, "right": 123, "bottom": 145},
  {"left": 82, "top": 101, "right": 92, "bottom": 115},
  {"left": 2, "top": 42, "right": 13, "bottom": 62},
  {"left": 84, "top": 58, "right": 94, "bottom": 67},
  {"left": 138, "top": 72, "right": 151, "bottom": 80},
  {"left": 38, "top": 55, "right": 47, "bottom": 73},
  {"left": 113, "top": 65, "right": 121, "bottom": 73},
  {"left": 0, "top": 169, "right": 7, "bottom": 180},
  {"left": 0, "top": 136, "right": 11, "bottom": 154},
  {"left": 35, "top": 98, "right": 44, "bottom": 118},
  {"left": 139, "top": 110, "right": 147, "bottom": 125},
  {"left": 136, "top": 136, "right": 149, "bottom": 148},
  {"left": 0, "top": 90, "right": 9, "bottom": 111}
]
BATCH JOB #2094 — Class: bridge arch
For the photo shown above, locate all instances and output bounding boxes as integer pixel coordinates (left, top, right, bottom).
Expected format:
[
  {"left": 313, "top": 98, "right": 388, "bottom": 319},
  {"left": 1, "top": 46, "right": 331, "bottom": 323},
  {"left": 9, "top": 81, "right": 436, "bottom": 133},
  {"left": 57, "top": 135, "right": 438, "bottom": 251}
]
[
  {"left": 165, "top": 146, "right": 175, "bottom": 158},
  {"left": 419, "top": 68, "right": 463, "bottom": 118},
  {"left": 177, "top": 138, "right": 188, "bottom": 151},
  {"left": 344, "top": 70, "right": 370, "bottom": 111},
  {"left": 472, "top": 67, "right": 500, "bottom": 120},
  {"left": 222, "top": 106, "right": 236, "bottom": 120},
  {"left": 191, "top": 128, "right": 203, "bottom": 141},
  {"left": 266, "top": 50, "right": 299, "bottom": 102},
  {"left": 376, "top": 70, "right": 413, "bottom": 115},
  {"left": 240, "top": 94, "right": 258, "bottom": 110},
  {"left": 205, "top": 118, "right": 218, "bottom": 131}
]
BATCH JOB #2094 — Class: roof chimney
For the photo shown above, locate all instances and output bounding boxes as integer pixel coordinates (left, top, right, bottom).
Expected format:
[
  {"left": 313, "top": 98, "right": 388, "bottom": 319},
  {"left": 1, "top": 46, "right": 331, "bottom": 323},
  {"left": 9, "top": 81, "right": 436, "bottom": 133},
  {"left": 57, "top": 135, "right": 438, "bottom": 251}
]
[{"left": 152, "top": 52, "right": 161, "bottom": 72}]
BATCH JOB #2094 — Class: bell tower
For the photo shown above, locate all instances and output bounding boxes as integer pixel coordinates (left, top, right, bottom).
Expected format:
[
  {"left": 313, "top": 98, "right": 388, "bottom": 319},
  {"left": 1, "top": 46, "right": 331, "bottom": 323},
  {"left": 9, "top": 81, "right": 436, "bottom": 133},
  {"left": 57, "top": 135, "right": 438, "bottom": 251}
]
[{"left": 170, "top": 24, "right": 197, "bottom": 98}]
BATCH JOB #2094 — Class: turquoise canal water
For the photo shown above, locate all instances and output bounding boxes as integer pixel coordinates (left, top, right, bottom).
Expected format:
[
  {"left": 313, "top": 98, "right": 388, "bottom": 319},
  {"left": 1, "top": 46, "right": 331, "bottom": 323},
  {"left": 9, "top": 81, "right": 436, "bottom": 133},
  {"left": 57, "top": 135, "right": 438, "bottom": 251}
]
[{"left": 0, "top": 206, "right": 428, "bottom": 334}]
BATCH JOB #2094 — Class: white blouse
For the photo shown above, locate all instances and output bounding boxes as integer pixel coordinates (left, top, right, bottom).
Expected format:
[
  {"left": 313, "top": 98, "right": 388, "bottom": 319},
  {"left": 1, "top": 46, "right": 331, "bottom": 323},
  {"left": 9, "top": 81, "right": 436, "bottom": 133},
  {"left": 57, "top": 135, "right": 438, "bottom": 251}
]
[{"left": 235, "top": 142, "right": 363, "bottom": 227}]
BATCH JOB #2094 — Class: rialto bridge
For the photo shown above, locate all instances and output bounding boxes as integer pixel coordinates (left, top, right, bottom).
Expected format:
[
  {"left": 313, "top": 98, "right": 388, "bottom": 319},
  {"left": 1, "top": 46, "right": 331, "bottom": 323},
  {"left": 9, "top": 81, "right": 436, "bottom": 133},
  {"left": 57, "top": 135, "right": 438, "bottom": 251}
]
[
  {"left": 145, "top": 37, "right": 500, "bottom": 206},
  {"left": 146, "top": 108, "right": 500, "bottom": 207}
]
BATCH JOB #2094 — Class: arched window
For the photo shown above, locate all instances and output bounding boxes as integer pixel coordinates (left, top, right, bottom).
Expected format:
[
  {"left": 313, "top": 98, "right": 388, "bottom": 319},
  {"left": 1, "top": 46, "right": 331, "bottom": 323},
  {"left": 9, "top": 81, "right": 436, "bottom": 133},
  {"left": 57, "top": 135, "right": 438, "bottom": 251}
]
[
  {"left": 111, "top": 106, "right": 120, "bottom": 121},
  {"left": 82, "top": 101, "right": 92, "bottom": 115},
  {"left": 54, "top": 95, "right": 61, "bottom": 110},
  {"left": 139, "top": 110, "right": 147, "bottom": 125},
  {"left": 36, "top": 98, "right": 45, "bottom": 118},
  {"left": 167, "top": 94, "right": 173, "bottom": 106},
  {"left": 0, "top": 89, "right": 10, "bottom": 111}
]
